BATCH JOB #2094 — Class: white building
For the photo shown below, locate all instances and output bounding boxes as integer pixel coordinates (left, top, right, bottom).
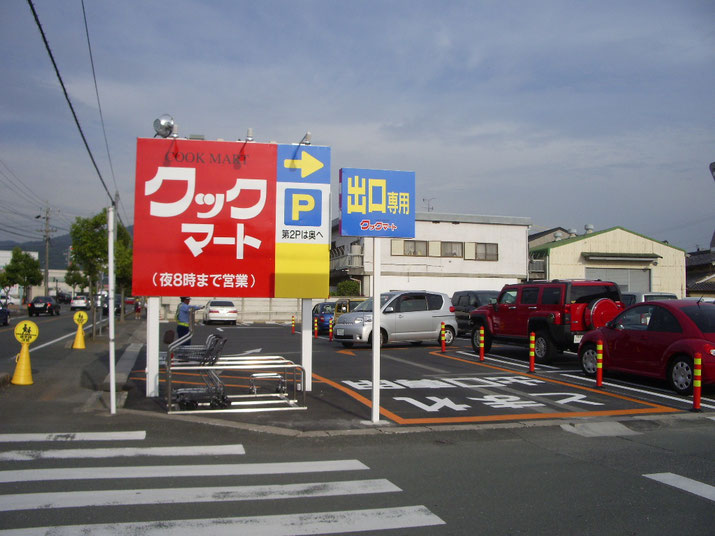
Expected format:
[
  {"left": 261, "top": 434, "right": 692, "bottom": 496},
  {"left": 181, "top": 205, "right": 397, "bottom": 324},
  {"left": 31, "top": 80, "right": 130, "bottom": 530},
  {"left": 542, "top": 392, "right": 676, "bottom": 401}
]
[{"left": 330, "top": 212, "right": 532, "bottom": 297}]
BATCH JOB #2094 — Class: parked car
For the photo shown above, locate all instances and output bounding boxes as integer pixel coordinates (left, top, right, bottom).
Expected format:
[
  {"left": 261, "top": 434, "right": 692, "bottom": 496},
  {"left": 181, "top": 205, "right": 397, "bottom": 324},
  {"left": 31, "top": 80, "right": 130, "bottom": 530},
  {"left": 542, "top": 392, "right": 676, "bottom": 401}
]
[
  {"left": 54, "top": 291, "right": 72, "bottom": 304},
  {"left": 203, "top": 300, "right": 238, "bottom": 325},
  {"left": 312, "top": 301, "right": 336, "bottom": 332},
  {"left": 0, "top": 305, "right": 9, "bottom": 325},
  {"left": 70, "top": 295, "right": 90, "bottom": 310},
  {"left": 470, "top": 280, "right": 624, "bottom": 362},
  {"left": 333, "top": 297, "right": 367, "bottom": 323},
  {"left": 621, "top": 291, "right": 678, "bottom": 307},
  {"left": 451, "top": 290, "right": 499, "bottom": 336},
  {"left": 28, "top": 296, "right": 60, "bottom": 316},
  {"left": 578, "top": 300, "right": 715, "bottom": 395},
  {"left": 333, "top": 290, "right": 457, "bottom": 348}
]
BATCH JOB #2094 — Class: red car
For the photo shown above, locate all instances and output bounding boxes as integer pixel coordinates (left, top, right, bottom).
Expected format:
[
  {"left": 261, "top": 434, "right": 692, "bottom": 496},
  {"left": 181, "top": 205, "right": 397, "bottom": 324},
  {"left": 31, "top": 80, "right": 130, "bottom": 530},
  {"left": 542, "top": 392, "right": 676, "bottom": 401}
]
[{"left": 578, "top": 300, "right": 715, "bottom": 394}]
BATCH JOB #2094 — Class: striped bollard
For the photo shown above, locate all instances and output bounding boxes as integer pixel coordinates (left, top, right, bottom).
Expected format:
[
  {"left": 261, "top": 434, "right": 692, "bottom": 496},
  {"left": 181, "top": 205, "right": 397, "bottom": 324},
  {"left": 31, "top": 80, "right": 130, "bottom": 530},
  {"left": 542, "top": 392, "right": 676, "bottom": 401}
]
[
  {"left": 692, "top": 352, "right": 702, "bottom": 412},
  {"left": 329, "top": 318, "right": 334, "bottom": 341},
  {"left": 291, "top": 315, "right": 295, "bottom": 335},
  {"left": 440, "top": 322, "right": 446, "bottom": 352},
  {"left": 313, "top": 317, "right": 318, "bottom": 338},
  {"left": 479, "top": 326, "right": 485, "bottom": 362},
  {"left": 529, "top": 332, "right": 535, "bottom": 373},
  {"left": 596, "top": 340, "right": 604, "bottom": 388}
]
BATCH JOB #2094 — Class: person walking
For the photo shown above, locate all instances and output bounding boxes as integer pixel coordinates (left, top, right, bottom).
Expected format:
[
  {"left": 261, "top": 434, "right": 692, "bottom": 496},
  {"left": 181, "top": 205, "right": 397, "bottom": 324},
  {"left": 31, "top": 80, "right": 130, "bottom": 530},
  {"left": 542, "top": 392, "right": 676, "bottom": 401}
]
[{"left": 175, "top": 297, "right": 203, "bottom": 344}]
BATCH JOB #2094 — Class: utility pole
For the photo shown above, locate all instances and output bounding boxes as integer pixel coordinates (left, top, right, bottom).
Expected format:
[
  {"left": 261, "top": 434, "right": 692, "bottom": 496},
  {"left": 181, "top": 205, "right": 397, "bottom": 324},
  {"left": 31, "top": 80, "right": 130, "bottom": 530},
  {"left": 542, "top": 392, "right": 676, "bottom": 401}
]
[{"left": 36, "top": 206, "right": 53, "bottom": 296}]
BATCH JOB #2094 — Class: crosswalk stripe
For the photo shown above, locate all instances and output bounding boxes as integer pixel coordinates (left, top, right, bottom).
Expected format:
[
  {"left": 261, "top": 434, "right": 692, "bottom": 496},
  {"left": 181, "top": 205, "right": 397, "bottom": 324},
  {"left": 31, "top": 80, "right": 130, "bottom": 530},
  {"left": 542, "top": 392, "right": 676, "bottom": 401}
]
[
  {"left": 0, "top": 506, "right": 446, "bottom": 535},
  {"left": 0, "top": 432, "right": 146, "bottom": 443},
  {"left": 1, "top": 479, "right": 400, "bottom": 511},
  {"left": 0, "top": 459, "right": 369, "bottom": 483},
  {"left": 0, "top": 444, "right": 245, "bottom": 461},
  {"left": 644, "top": 472, "right": 715, "bottom": 502}
]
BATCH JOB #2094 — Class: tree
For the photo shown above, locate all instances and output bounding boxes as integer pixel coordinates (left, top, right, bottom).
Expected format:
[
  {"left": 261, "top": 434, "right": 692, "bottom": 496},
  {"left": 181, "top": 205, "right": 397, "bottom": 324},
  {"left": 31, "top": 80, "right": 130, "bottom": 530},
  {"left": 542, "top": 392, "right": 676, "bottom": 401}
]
[
  {"left": 334, "top": 280, "right": 360, "bottom": 296},
  {"left": 64, "top": 263, "right": 88, "bottom": 294},
  {"left": 70, "top": 208, "right": 133, "bottom": 329},
  {"left": 3, "top": 247, "right": 43, "bottom": 302}
]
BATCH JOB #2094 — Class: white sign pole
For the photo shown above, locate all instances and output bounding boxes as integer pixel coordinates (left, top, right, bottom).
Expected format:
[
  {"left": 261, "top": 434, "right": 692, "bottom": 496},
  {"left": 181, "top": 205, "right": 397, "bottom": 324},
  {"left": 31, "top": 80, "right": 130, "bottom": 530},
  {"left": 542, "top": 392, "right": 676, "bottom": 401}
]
[
  {"left": 107, "top": 205, "right": 116, "bottom": 415},
  {"left": 371, "top": 237, "right": 381, "bottom": 423},
  {"left": 146, "top": 297, "right": 160, "bottom": 397},
  {"left": 302, "top": 298, "right": 312, "bottom": 391}
]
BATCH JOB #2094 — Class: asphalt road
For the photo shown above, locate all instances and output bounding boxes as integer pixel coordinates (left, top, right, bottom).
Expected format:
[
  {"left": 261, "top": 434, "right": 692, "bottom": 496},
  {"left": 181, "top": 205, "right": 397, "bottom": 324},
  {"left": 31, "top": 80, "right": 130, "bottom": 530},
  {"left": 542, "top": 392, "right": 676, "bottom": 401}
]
[{"left": 0, "top": 318, "right": 713, "bottom": 534}]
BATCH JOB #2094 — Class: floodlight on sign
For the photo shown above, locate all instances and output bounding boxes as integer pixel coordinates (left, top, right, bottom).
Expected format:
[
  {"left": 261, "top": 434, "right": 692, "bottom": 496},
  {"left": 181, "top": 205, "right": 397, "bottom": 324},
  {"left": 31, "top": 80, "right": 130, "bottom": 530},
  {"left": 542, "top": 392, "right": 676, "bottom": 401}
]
[
  {"left": 153, "top": 114, "right": 176, "bottom": 138},
  {"left": 709, "top": 162, "right": 715, "bottom": 182}
]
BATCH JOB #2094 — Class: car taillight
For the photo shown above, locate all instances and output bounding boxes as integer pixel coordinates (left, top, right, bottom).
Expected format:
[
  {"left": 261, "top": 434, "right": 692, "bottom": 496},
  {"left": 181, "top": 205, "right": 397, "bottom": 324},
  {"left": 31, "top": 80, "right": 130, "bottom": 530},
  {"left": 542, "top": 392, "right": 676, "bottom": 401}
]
[
  {"left": 449, "top": 306, "right": 455, "bottom": 313},
  {"left": 209, "top": 309, "right": 219, "bottom": 313},
  {"left": 319, "top": 315, "right": 325, "bottom": 322},
  {"left": 564, "top": 304, "right": 571, "bottom": 324}
]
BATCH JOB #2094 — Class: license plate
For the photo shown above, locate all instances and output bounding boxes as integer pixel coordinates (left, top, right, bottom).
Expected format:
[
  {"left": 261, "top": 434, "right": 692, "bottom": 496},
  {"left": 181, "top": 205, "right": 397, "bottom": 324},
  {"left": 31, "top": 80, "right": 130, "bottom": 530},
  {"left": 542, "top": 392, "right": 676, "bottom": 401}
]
[
  {"left": 573, "top": 334, "right": 583, "bottom": 344},
  {"left": 336, "top": 328, "right": 344, "bottom": 336}
]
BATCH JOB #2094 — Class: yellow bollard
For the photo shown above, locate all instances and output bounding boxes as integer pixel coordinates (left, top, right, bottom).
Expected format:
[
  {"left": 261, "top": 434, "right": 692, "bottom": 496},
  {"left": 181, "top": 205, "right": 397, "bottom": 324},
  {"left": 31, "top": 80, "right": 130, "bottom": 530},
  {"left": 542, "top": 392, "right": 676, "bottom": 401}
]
[
  {"left": 12, "top": 344, "right": 33, "bottom": 385},
  {"left": 72, "top": 311, "right": 87, "bottom": 349},
  {"left": 12, "top": 320, "right": 39, "bottom": 386}
]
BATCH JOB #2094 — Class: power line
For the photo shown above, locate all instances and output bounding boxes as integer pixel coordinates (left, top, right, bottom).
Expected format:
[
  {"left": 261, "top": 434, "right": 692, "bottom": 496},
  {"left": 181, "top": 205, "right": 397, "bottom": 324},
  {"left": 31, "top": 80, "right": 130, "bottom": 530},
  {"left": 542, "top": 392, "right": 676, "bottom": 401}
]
[{"left": 26, "top": 0, "right": 114, "bottom": 205}]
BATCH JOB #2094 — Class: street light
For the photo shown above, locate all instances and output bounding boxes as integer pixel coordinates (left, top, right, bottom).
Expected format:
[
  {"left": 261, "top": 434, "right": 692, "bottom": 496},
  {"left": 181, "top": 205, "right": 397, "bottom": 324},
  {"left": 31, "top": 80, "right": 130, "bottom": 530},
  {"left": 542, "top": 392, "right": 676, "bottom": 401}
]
[{"left": 153, "top": 114, "right": 176, "bottom": 138}]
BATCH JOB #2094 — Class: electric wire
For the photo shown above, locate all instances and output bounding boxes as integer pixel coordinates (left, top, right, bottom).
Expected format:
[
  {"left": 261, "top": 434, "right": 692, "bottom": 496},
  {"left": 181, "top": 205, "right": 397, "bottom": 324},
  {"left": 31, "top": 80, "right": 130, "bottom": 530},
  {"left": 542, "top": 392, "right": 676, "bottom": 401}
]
[
  {"left": 26, "top": 0, "right": 114, "bottom": 205},
  {"left": 80, "top": 0, "right": 129, "bottom": 227}
]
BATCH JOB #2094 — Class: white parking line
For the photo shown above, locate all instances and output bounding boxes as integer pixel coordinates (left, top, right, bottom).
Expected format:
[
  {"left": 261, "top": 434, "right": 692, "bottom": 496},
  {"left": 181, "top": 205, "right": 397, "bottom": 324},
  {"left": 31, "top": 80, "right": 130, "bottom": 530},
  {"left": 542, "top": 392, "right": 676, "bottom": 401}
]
[
  {"left": 0, "top": 506, "right": 445, "bottom": 535},
  {"left": 561, "top": 374, "right": 715, "bottom": 409},
  {"left": 0, "top": 444, "right": 245, "bottom": 461},
  {"left": 0, "top": 459, "right": 370, "bottom": 483},
  {"left": 1, "top": 479, "right": 401, "bottom": 511},
  {"left": 456, "top": 350, "right": 560, "bottom": 370},
  {"left": 644, "top": 473, "right": 715, "bottom": 502},
  {"left": 0, "top": 431, "right": 146, "bottom": 443}
]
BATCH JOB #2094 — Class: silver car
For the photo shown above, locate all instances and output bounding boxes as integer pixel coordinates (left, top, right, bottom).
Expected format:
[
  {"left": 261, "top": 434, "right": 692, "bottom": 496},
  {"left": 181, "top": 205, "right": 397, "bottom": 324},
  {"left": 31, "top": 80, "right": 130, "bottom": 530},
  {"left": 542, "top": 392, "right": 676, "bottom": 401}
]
[{"left": 333, "top": 290, "right": 457, "bottom": 348}]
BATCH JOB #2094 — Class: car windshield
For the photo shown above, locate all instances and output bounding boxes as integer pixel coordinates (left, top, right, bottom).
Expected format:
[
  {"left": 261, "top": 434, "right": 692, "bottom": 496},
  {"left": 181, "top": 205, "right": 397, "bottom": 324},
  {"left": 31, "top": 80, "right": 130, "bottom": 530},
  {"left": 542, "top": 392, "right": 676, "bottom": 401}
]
[
  {"left": 570, "top": 285, "right": 620, "bottom": 304},
  {"left": 353, "top": 294, "right": 394, "bottom": 312},
  {"left": 681, "top": 304, "right": 715, "bottom": 333},
  {"left": 210, "top": 301, "right": 234, "bottom": 307},
  {"left": 33, "top": 297, "right": 50, "bottom": 303}
]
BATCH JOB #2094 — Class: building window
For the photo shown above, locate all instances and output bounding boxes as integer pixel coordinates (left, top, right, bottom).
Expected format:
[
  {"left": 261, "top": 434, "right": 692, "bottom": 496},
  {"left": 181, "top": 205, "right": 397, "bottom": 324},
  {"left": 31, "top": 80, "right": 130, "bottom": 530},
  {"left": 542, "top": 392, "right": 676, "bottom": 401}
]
[
  {"left": 403, "top": 240, "right": 428, "bottom": 256},
  {"left": 476, "top": 242, "right": 498, "bottom": 261},
  {"left": 441, "top": 241, "right": 463, "bottom": 258}
]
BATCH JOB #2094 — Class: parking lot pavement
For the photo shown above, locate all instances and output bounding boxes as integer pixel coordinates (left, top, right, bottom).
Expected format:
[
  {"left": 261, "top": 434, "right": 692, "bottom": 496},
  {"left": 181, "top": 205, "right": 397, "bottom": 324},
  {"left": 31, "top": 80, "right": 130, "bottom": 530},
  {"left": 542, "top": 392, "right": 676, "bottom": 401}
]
[{"left": 119, "top": 325, "right": 715, "bottom": 435}]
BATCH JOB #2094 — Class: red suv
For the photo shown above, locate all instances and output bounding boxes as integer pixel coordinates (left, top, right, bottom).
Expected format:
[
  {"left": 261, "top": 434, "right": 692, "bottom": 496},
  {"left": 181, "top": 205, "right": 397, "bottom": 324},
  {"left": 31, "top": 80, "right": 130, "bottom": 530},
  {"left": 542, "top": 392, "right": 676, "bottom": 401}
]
[{"left": 469, "top": 280, "right": 624, "bottom": 362}]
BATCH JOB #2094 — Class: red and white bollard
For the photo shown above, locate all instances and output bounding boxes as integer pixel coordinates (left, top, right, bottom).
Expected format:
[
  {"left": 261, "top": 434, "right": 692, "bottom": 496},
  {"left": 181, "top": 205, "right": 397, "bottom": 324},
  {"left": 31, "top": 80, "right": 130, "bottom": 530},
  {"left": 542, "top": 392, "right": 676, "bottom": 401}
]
[
  {"left": 440, "top": 322, "right": 446, "bottom": 352},
  {"left": 313, "top": 317, "right": 318, "bottom": 338},
  {"left": 291, "top": 315, "right": 295, "bottom": 334},
  {"left": 596, "top": 340, "right": 604, "bottom": 388},
  {"left": 329, "top": 318, "right": 334, "bottom": 341},
  {"left": 479, "top": 326, "right": 485, "bottom": 362},
  {"left": 529, "top": 332, "right": 535, "bottom": 373},
  {"left": 692, "top": 352, "right": 702, "bottom": 412}
]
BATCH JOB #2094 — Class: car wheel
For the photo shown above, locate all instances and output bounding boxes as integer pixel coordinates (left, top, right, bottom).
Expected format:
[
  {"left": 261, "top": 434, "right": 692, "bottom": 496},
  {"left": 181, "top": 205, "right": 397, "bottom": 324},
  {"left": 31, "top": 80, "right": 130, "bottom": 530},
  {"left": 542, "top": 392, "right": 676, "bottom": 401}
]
[
  {"left": 579, "top": 343, "right": 599, "bottom": 377},
  {"left": 669, "top": 356, "right": 693, "bottom": 395},
  {"left": 533, "top": 331, "right": 554, "bottom": 363},
  {"left": 470, "top": 325, "right": 492, "bottom": 354},
  {"left": 443, "top": 326, "right": 456, "bottom": 346}
]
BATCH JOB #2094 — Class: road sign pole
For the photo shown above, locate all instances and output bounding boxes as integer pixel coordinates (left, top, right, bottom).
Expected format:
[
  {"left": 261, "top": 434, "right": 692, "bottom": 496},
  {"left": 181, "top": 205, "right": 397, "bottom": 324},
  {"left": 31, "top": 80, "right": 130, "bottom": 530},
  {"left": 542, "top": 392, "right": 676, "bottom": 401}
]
[{"left": 372, "top": 237, "right": 381, "bottom": 423}]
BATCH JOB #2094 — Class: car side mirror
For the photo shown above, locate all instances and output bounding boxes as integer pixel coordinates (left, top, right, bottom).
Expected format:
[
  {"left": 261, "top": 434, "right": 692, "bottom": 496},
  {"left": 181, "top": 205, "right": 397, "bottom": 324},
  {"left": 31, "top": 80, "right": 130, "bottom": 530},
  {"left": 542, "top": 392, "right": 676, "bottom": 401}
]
[
  {"left": 492, "top": 302, "right": 499, "bottom": 311},
  {"left": 384, "top": 306, "right": 394, "bottom": 314}
]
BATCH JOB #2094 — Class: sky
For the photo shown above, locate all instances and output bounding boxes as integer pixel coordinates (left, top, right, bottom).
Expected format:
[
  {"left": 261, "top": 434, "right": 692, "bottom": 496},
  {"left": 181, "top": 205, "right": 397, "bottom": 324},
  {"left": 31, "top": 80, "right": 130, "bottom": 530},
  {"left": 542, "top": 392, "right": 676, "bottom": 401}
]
[{"left": 1, "top": 0, "right": 714, "bottom": 253}]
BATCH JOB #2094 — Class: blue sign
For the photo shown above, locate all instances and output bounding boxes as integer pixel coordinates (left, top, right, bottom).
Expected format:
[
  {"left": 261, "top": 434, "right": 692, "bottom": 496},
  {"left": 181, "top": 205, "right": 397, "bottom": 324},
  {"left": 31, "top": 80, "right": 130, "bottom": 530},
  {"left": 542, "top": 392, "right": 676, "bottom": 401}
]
[
  {"left": 339, "top": 168, "right": 415, "bottom": 238},
  {"left": 284, "top": 188, "right": 322, "bottom": 226}
]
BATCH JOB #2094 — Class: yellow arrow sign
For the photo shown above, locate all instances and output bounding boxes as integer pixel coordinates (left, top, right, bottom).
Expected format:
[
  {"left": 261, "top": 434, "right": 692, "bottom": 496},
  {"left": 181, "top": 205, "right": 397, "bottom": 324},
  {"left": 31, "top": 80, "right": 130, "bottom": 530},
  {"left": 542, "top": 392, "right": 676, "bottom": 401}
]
[{"left": 283, "top": 151, "right": 324, "bottom": 178}]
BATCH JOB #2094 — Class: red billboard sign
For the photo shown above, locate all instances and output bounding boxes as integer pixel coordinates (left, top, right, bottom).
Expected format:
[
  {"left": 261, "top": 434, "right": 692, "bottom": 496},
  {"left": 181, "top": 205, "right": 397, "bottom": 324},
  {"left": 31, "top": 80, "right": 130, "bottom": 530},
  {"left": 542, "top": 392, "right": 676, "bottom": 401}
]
[
  {"left": 133, "top": 138, "right": 279, "bottom": 297},
  {"left": 133, "top": 138, "right": 331, "bottom": 298}
]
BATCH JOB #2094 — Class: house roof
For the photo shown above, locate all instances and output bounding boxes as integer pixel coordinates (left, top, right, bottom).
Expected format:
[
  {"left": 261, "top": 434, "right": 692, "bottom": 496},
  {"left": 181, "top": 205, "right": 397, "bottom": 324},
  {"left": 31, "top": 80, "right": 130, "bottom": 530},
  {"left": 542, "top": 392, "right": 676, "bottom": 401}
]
[
  {"left": 528, "top": 227, "right": 570, "bottom": 241},
  {"left": 529, "top": 226, "right": 686, "bottom": 254}
]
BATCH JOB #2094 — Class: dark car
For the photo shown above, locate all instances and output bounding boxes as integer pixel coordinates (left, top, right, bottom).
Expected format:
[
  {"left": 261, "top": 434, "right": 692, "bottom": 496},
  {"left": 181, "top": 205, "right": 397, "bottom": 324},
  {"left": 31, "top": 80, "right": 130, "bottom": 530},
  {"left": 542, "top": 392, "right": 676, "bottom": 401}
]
[
  {"left": 312, "top": 301, "right": 336, "bottom": 332},
  {"left": 0, "top": 305, "right": 9, "bottom": 326},
  {"left": 28, "top": 296, "right": 60, "bottom": 317},
  {"left": 578, "top": 300, "right": 715, "bottom": 394},
  {"left": 451, "top": 290, "right": 499, "bottom": 336}
]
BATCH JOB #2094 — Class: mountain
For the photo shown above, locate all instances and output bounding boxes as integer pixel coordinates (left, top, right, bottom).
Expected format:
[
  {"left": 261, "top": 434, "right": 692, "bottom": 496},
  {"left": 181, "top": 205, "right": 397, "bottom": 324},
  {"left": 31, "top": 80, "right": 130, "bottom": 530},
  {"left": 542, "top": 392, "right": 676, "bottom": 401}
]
[{"left": 0, "top": 226, "right": 133, "bottom": 270}]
